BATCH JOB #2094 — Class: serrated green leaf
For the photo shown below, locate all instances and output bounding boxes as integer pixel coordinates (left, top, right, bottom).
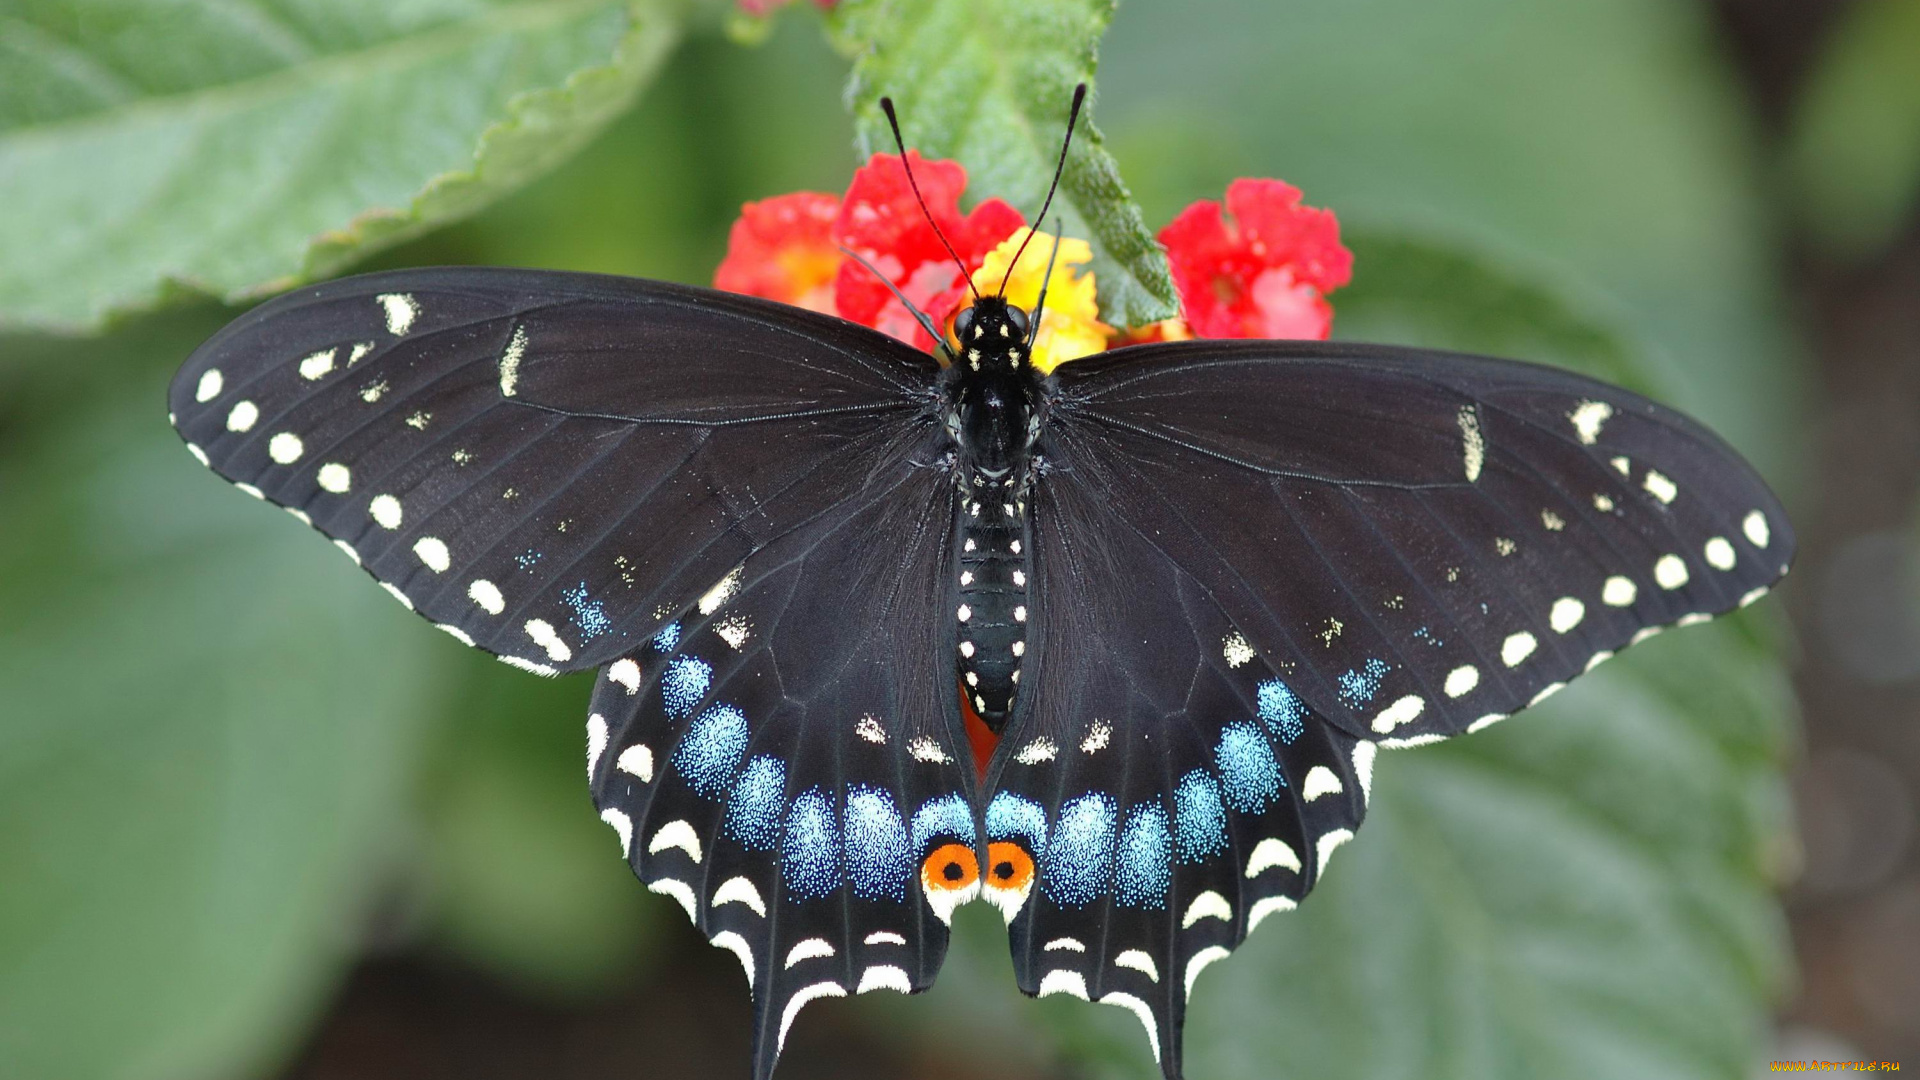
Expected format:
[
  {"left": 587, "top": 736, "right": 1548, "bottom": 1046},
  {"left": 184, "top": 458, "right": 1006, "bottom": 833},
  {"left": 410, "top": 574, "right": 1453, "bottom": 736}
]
[
  {"left": 1786, "top": 0, "right": 1920, "bottom": 258},
  {"left": 0, "top": 0, "right": 680, "bottom": 333},
  {"left": 831, "top": 0, "right": 1179, "bottom": 327},
  {"left": 0, "top": 310, "right": 445, "bottom": 1080}
]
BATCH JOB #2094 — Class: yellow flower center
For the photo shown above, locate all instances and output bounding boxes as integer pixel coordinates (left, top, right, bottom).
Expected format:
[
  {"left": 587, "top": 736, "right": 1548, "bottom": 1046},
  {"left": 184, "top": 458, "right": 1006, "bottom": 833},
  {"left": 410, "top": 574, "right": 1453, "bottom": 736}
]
[{"left": 968, "top": 228, "right": 1110, "bottom": 374}]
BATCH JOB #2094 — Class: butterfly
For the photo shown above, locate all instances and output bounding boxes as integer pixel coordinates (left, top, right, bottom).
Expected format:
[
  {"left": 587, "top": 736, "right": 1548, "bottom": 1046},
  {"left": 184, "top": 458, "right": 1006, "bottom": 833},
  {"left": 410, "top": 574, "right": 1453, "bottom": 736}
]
[{"left": 167, "top": 88, "right": 1792, "bottom": 1079}]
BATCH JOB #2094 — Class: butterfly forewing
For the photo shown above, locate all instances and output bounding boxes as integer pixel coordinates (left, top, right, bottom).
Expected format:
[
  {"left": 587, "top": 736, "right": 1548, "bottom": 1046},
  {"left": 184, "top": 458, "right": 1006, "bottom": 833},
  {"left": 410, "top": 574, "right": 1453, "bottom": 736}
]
[{"left": 168, "top": 268, "right": 939, "bottom": 674}]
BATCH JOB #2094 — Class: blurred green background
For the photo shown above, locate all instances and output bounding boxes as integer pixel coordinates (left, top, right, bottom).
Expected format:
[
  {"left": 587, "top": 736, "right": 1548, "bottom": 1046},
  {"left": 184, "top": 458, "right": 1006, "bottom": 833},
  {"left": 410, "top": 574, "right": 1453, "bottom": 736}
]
[{"left": 3, "top": 0, "right": 1919, "bottom": 1078}]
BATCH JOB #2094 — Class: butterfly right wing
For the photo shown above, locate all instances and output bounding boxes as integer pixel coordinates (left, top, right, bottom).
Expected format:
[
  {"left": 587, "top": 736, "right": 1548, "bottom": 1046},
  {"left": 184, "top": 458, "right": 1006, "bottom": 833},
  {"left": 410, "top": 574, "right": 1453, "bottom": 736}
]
[
  {"left": 168, "top": 266, "right": 942, "bottom": 674},
  {"left": 584, "top": 447, "right": 978, "bottom": 1080}
]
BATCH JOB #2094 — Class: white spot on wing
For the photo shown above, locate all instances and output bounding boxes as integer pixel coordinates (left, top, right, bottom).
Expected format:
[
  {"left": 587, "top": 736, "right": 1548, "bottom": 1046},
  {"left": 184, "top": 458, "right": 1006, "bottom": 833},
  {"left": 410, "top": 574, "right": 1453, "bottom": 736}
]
[
  {"left": 648, "top": 819, "right": 703, "bottom": 863},
  {"left": 857, "top": 965, "right": 912, "bottom": 995},
  {"left": 1743, "top": 510, "right": 1770, "bottom": 548},
  {"left": 1180, "top": 890, "right": 1231, "bottom": 929},
  {"left": 713, "top": 877, "right": 769, "bottom": 917},
  {"left": 778, "top": 983, "right": 847, "bottom": 1052},
  {"left": 600, "top": 808, "right": 633, "bottom": 854},
  {"left": 1704, "top": 536, "right": 1737, "bottom": 570},
  {"left": 1248, "top": 895, "right": 1297, "bottom": 932},
  {"left": 586, "top": 713, "right": 608, "bottom": 779},
  {"left": 1569, "top": 400, "right": 1612, "bottom": 444},
  {"left": 334, "top": 539, "right": 361, "bottom": 565},
  {"left": 1099, "top": 992, "right": 1162, "bottom": 1064},
  {"left": 1467, "top": 713, "right": 1509, "bottom": 733},
  {"left": 906, "top": 736, "right": 952, "bottom": 764},
  {"left": 225, "top": 401, "right": 258, "bottom": 432},
  {"left": 1301, "top": 766, "right": 1344, "bottom": 801},
  {"left": 697, "top": 565, "right": 743, "bottom": 615},
  {"left": 413, "top": 536, "right": 450, "bottom": 573},
  {"left": 1602, "top": 576, "right": 1638, "bottom": 606},
  {"left": 1015, "top": 737, "right": 1058, "bottom": 764},
  {"left": 1043, "top": 937, "right": 1086, "bottom": 952},
  {"left": 1114, "top": 949, "right": 1159, "bottom": 982},
  {"left": 195, "top": 369, "right": 223, "bottom": 402},
  {"left": 267, "top": 432, "right": 304, "bottom": 464},
  {"left": 1654, "top": 554, "right": 1689, "bottom": 590},
  {"left": 1458, "top": 404, "right": 1484, "bottom": 481},
  {"left": 714, "top": 612, "right": 753, "bottom": 650},
  {"left": 435, "top": 624, "right": 474, "bottom": 646},
  {"left": 1246, "top": 838, "right": 1300, "bottom": 877},
  {"left": 648, "top": 877, "right": 697, "bottom": 921},
  {"left": 1371, "top": 694, "right": 1425, "bottom": 733},
  {"left": 616, "top": 744, "right": 653, "bottom": 781},
  {"left": 186, "top": 443, "right": 210, "bottom": 466},
  {"left": 1550, "top": 597, "right": 1585, "bottom": 633},
  {"left": 710, "top": 930, "right": 754, "bottom": 987},
  {"left": 377, "top": 293, "right": 419, "bottom": 336},
  {"left": 1643, "top": 469, "right": 1678, "bottom": 504},
  {"left": 1353, "top": 741, "right": 1378, "bottom": 803},
  {"left": 784, "top": 938, "right": 835, "bottom": 969},
  {"left": 1502, "top": 631, "right": 1537, "bottom": 667},
  {"left": 1740, "top": 586, "right": 1770, "bottom": 607},
  {"left": 607, "top": 658, "right": 640, "bottom": 694},
  {"left": 865, "top": 930, "right": 907, "bottom": 946},
  {"left": 1316, "top": 829, "right": 1353, "bottom": 874},
  {"left": 317, "top": 462, "right": 351, "bottom": 493},
  {"left": 1183, "top": 946, "right": 1230, "bottom": 1003},
  {"left": 498, "top": 324, "right": 528, "bottom": 397},
  {"left": 1445, "top": 665, "right": 1480, "bottom": 698},
  {"left": 524, "top": 619, "right": 571, "bottom": 662},
  {"left": 1080, "top": 720, "right": 1112, "bottom": 754},
  {"left": 235, "top": 483, "right": 264, "bottom": 500},
  {"left": 298, "top": 348, "right": 337, "bottom": 380},
  {"left": 855, "top": 714, "right": 886, "bottom": 744},
  {"left": 369, "top": 493, "right": 402, "bottom": 530},
  {"left": 499, "top": 655, "right": 556, "bottom": 676},
  {"left": 380, "top": 582, "right": 413, "bottom": 610},
  {"left": 1222, "top": 631, "right": 1254, "bottom": 668},
  {"left": 1038, "top": 971, "right": 1089, "bottom": 1001},
  {"left": 469, "top": 579, "right": 505, "bottom": 615}
]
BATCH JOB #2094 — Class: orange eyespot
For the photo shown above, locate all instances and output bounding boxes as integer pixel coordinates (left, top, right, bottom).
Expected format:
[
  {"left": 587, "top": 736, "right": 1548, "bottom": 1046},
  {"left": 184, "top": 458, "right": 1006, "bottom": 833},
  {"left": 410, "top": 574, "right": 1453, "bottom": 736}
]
[
  {"left": 921, "top": 843, "right": 980, "bottom": 892},
  {"left": 985, "top": 841, "right": 1035, "bottom": 893}
]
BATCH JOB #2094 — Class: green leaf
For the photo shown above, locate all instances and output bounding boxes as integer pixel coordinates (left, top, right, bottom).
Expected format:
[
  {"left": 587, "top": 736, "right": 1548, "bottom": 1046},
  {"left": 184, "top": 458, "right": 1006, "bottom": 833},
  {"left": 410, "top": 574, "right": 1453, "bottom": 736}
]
[
  {"left": 0, "top": 0, "right": 680, "bottom": 333},
  {"left": 1787, "top": 0, "right": 1920, "bottom": 258},
  {"left": 831, "top": 0, "right": 1179, "bottom": 327},
  {"left": 0, "top": 309, "right": 446, "bottom": 1079}
]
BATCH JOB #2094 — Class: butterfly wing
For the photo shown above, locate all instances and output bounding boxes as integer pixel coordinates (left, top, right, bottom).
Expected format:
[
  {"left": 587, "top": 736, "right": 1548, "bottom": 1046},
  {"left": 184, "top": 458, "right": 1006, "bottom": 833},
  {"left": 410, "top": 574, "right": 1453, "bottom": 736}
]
[
  {"left": 991, "top": 339, "right": 1792, "bottom": 1076},
  {"left": 168, "top": 267, "right": 941, "bottom": 672},
  {"left": 587, "top": 451, "right": 977, "bottom": 1080}
]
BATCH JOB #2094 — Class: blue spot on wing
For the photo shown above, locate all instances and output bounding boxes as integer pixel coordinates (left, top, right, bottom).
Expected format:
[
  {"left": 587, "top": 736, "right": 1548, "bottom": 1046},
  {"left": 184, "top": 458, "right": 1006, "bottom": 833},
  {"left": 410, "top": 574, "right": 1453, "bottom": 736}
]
[
  {"left": 725, "top": 755, "right": 785, "bottom": 850},
  {"left": 672, "top": 704, "right": 748, "bottom": 797},
  {"left": 986, "top": 792, "right": 1047, "bottom": 850},
  {"left": 1217, "top": 722, "right": 1284, "bottom": 812},
  {"left": 1043, "top": 793, "right": 1117, "bottom": 907},
  {"left": 1174, "top": 770, "right": 1227, "bottom": 863},
  {"left": 909, "top": 793, "right": 975, "bottom": 851},
  {"left": 783, "top": 787, "right": 840, "bottom": 901},
  {"left": 843, "top": 786, "right": 911, "bottom": 902},
  {"left": 660, "top": 655, "right": 711, "bottom": 719},
  {"left": 562, "top": 581, "right": 611, "bottom": 640},
  {"left": 1114, "top": 801, "right": 1171, "bottom": 909},
  {"left": 1337, "top": 658, "right": 1391, "bottom": 708},
  {"left": 1257, "top": 678, "right": 1306, "bottom": 744},
  {"left": 652, "top": 621, "right": 682, "bottom": 652}
]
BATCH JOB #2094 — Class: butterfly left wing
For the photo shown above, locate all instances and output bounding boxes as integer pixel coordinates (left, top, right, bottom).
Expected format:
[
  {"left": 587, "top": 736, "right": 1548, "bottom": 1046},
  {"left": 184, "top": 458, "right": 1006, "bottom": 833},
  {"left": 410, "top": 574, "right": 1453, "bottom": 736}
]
[{"left": 584, "top": 456, "right": 977, "bottom": 1080}]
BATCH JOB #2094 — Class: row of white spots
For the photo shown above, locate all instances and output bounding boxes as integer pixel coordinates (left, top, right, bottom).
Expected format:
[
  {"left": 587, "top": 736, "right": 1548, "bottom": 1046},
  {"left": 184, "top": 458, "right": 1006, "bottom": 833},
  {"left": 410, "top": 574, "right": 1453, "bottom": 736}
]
[
  {"left": 525, "top": 618, "right": 572, "bottom": 663},
  {"left": 1458, "top": 405, "right": 1485, "bottom": 482},
  {"left": 1370, "top": 694, "right": 1425, "bottom": 734}
]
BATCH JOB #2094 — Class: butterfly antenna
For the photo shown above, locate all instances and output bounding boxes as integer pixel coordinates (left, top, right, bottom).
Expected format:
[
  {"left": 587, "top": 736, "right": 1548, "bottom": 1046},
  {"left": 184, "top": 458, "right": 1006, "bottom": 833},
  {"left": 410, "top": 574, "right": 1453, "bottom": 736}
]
[
  {"left": 839, "top": 244, "right": 957, "bottom": 361},
  {"left": 879, "top": 96, "right": 980, "bottom": 304},
  {"left": 1026, "top": 222, "right": 1066, "bottom": 349},
  {"left": 999, "top": 83, "right": 1086, "bottom": 297}
]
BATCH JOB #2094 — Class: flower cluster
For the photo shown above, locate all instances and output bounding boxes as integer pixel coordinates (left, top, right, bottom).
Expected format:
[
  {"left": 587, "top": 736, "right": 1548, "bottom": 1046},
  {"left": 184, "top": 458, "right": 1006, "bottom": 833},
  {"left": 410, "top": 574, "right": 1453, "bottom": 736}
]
[{"left": 714, "top": 153, "right": 1350, "bottom": 368}]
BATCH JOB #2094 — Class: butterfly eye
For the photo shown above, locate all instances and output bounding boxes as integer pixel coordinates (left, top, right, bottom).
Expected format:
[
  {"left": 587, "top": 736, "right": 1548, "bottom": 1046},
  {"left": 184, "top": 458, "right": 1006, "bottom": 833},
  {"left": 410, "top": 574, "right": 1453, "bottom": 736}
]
[
  {"left": 985, "top": 841, "right": 1034, "bottom": 891},
  {"left": 952, "top": 307, "right": 976, "bottom": 342},
  {"left": 1006, "top": 306, "right": 1030, "bottom": 335},
  {"left": 920, "top": 843, "right": 980, "bottom": 892}
]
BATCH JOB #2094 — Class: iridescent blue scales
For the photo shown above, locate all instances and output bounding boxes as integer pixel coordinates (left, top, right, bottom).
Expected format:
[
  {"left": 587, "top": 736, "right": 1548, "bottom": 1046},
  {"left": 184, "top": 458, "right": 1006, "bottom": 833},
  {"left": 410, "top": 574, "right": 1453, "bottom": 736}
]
[{"left": 168, "top": 268, "right": 1794, "bottom": 1080}]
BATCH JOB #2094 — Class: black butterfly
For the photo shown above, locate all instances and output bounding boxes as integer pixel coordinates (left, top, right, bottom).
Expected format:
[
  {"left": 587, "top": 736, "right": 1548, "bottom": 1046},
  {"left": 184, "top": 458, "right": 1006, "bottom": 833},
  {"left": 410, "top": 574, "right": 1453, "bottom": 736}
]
[{"left": 166, "top": 91, "right": 1791, "bottom": 1080}]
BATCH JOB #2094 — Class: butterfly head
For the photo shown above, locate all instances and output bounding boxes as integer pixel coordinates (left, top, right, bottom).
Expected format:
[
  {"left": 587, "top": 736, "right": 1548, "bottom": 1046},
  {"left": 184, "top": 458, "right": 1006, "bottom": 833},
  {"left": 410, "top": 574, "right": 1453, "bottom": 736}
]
[{"left": 948, "top": 298, "right": 1041, "bottom": 483}]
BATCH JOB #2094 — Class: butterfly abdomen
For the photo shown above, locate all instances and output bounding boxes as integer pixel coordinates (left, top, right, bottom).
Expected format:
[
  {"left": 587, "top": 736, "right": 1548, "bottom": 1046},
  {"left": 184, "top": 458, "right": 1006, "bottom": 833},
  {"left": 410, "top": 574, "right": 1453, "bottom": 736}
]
[{"left": 956, "top": 491, "right": 1029, "bottom": 729}]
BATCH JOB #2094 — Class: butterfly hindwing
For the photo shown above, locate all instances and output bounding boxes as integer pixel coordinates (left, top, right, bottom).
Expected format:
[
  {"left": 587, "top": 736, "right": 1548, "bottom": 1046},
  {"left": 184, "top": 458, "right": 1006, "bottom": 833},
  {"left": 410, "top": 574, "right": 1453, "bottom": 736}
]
[
  {"left": 986, "top": 455, "right": 1370, "bottom": 1076},
  {"left": 586, "top": 457, "right": 976, "bottom": 1080},
  {"left": 168, "top": 267, "right": 939, "bottom": 674}
]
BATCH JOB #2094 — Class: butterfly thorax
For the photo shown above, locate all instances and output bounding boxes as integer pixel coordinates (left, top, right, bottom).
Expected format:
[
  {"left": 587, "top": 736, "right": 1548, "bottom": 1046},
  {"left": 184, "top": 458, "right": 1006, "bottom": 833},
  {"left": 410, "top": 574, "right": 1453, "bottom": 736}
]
[{"left": 945, "top": 297, "right": 1041, "bottom": 731}]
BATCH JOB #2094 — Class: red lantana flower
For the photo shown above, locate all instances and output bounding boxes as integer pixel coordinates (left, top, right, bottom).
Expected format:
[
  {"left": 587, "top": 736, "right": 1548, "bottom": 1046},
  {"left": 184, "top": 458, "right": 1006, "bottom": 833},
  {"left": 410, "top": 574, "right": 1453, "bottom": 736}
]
[
  {"left": 833, "top": 151, "right": 1025, "bottom": 351},
  {"left": 713, "top": 192, "right": 843, "bottom": 314},
  {"left": 1159, "top": 178, "right": 1351, "bottom": 340}
]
